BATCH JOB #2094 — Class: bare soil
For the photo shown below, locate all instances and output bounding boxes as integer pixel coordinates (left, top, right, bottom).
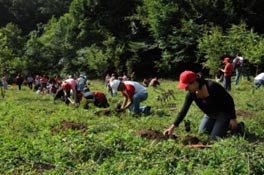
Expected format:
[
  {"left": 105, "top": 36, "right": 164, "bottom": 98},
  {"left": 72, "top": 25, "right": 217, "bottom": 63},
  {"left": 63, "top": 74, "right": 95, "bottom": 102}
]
[{"left": 51, "top": 120, "right": 87, "bottom": 134}]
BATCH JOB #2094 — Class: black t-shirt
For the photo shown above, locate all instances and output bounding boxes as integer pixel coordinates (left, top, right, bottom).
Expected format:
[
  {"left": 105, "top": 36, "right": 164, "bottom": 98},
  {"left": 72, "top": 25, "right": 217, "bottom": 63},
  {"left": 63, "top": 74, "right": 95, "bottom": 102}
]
[{"left": 173, "top": 80, "right": 236, "bottom": 126}]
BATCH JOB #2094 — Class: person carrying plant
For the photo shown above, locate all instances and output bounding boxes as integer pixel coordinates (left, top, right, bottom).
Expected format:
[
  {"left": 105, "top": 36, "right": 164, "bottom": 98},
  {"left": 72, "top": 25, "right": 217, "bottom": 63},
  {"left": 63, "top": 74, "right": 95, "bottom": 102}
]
[
  {"left": 109, "top": 79, "right": 151, "bottom": 115},
  {"left": 164, "top": 70, "right": 244, "bottom": 140}
]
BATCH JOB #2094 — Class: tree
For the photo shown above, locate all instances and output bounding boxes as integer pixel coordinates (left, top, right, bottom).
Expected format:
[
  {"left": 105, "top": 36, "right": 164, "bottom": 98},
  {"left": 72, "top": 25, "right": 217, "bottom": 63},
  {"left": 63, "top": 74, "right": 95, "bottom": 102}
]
[
  {"left": 0, "top": 23, "right": 25, "bottom": 76},
  {"left": 197, "top": 23, "right": 259, "bottom": 76}
]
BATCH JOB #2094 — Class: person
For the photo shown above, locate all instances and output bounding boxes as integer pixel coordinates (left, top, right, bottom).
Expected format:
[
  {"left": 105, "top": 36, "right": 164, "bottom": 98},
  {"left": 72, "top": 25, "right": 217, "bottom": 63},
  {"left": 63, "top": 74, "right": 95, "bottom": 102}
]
[
  {"left": 142, "top": 78, "right": 149, "bottom": 87},
  {"left": 109, "top": 79, "right": 151, "bottom": 115},
  {"left": 61, "top": 78, "right": 78, "bottom": 106},
  {"left": 81, "top": 90, "right": 110, "bottom": 109},
  {"left": 254, "top": 72, "right": 264, "bottom": 88},
  {"left": 233, "top": 55, "right": 243, "bottom": 85},
  {"left": 149, "top": 77, "right": 160, "bottom": 87},
  {"left": 1, "top": 75, "right": 8, "bottom": 90},
  {"left": 26, "top": 74, "right": 34, "bottom": 90},
  {"left": 164, "top": 70, "right": 244, "bottom": 140},
  {"left": 40, "top": 75, "right": 49, "bottom": 93},
  {"left": 220, "top": 57, "right": 233, "bottom": 91},
  {"left": 105, "top": 73, "right": 111, "bottom": 87},
  {"left": 33, "top": 75, "right": 41, "bottom": 91},
  {"left": 15, "top": 73, "right": 24, "bottom": 90},
  {"left": 76, "top": 74, "right": 86, "bottom": 92}
]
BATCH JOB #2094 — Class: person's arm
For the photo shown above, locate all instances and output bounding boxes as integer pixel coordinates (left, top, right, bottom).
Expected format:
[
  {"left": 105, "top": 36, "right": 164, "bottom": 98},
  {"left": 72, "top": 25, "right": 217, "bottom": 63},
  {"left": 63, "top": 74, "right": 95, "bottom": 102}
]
[
  {"left": 119, "top": 91, "right": 132, "bottom": 111},
  {"left": 220, "top": 65, "right": 227, "bottom": 73},
  {"left": 164, "top": 93, "right": 193, "bottom": 136}
]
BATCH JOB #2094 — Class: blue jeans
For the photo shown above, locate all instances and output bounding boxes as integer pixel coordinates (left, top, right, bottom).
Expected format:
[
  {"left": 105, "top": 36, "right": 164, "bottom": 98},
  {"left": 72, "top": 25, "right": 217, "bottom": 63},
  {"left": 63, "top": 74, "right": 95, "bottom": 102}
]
[
  {"left": 254, "top": 79, "right": 264, "bottom": 88},
  {"left": 129, "top": 91, "right": 148, "bottom": 114},
  {"left": 235, "top": 68, "right": 241, "bottom": 85},
  {"left": 199, "top": 113, "right": 230, "bottom": 140}
]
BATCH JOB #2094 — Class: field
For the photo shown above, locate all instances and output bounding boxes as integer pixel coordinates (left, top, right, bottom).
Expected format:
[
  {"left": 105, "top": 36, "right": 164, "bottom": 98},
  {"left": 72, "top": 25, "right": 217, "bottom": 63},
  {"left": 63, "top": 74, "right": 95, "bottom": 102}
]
[{"left": 0, "top": 79, "right": 263, "bottom": 175}]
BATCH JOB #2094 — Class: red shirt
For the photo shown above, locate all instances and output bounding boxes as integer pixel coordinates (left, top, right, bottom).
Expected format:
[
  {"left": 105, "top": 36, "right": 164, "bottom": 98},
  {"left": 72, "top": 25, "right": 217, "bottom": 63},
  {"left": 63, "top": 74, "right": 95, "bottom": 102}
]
[
  {"left": 93, "top": 91, "right": 107, "bottom": 103},
  {"left": 122, "top": 84, "right": 135, "bottom": 99},
  {"left": 224, "top": 63, "right": 233, "bottom": 76}
]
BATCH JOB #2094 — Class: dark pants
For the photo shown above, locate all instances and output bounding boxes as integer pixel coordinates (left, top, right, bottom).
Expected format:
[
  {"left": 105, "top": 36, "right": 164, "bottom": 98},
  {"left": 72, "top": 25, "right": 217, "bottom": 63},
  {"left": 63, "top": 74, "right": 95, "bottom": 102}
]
[
  {"left": 224, "top": 75, "right": 231, "bottom": 91},
  {"left": 17, "top": 84, "right": 22, "bottom": 90},
  {"left": 199, "top": 113, "right": 230, "bottom": 140}
]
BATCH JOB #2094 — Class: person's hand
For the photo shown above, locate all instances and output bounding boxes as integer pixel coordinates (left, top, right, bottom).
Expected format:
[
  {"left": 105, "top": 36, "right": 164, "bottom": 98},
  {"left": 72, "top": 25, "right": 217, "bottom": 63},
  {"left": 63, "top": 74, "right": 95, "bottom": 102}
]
[
  {"left": 229, "top": 119, "right": 238, "bottom": 130},
  {"left": 164, "top": 124, "right": 176, "bottom": 137},
  {"left": 116, "top": 108, "right": 125, "bottom": 113}
]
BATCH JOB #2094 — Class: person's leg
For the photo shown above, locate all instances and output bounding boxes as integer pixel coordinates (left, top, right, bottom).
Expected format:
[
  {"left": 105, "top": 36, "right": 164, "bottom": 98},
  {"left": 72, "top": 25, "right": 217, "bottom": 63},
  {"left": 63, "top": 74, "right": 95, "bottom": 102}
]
[
  {"left": 223, "top": 76, "right": 227, "bottom": 90},
  {"left": 226, "top": 76, "right": 231, "bottom": 90},
  {"left": 209, "top": 115, "right": 230, "bottom": 140},
  {"left": 199, "top": 114, "right": 215, "bottom": 134},
  {"left": 130, "top": 92, "right": 148, "bottom": 114},
  {"left": 235, "top": 69, "right": 240, "bottom": 85}
]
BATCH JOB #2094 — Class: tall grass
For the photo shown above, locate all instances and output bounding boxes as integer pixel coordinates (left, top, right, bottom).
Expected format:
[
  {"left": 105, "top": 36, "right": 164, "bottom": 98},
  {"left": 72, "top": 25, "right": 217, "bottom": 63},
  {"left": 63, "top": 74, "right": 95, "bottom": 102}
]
[{"left": 0, "top": 79, "right": 263, "bottom": 174}]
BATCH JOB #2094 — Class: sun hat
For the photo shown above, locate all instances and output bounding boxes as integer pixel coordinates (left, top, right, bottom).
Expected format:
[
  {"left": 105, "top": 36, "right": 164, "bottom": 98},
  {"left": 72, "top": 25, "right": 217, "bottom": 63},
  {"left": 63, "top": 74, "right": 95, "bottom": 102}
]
[
  {"left": 223, "top": 57, "right": 230, "bottom": 63},
  {"left": 109, "top": 80, "right": 121, "bottom": 94},
  {"left": 177, "top": 71, "right": 197, "bottom": 89}
]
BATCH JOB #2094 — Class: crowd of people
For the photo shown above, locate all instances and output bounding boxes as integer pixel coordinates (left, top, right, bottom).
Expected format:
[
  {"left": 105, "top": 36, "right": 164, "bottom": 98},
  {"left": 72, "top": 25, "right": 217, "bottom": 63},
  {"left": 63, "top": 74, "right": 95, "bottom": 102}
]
[{"left": 1, "top": 54, "right": 262, "bottom": 141}]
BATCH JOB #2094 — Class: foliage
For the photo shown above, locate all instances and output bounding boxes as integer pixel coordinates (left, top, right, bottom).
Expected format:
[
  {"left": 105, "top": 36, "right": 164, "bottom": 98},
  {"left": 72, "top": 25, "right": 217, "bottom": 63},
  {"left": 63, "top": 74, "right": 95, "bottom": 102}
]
[
  {"left": 197, "top": 23, "right": 261, "bottom": 75},
  {"left": 0, "top": 23, "right": 25, "bottom": 76},
  {"left": 0, "top": 79, "right": 263, "bottom": 174},
  {"left": 3, "top": 1, "right": 264, "bottom": 77}
]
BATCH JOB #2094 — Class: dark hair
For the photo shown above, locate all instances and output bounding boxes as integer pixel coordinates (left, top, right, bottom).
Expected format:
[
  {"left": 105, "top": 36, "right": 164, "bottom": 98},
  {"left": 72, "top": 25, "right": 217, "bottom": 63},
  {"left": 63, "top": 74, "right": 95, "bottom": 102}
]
[{"left": 196, "top": 72, "right": 206, "bottom": 89}]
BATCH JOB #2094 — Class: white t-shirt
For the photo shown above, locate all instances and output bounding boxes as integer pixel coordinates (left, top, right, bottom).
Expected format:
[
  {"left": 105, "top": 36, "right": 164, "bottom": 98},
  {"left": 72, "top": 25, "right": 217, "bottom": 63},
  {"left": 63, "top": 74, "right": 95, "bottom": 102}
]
[
  {"left": 233, "top": 56, "right": 244, "bottom": 66},
  {"left": 255, "top": 73, "right": 264, "bottom": 80},
  {"left": 124, "top": 81, "right": 147, "bottom": 94}
]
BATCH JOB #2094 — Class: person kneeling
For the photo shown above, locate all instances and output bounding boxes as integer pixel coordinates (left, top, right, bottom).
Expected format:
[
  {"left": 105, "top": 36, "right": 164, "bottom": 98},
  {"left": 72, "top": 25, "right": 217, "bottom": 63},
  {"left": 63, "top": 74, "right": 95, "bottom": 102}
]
[{"left": 81, "top": 91, "right": 109, "bottom": 109}]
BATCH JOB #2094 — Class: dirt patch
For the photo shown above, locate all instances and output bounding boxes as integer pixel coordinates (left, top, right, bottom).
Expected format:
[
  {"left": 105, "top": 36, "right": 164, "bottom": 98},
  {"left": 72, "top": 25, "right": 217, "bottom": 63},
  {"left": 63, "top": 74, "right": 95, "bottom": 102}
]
[
  {"left": 33, "top": 162, "right": 56, "bottom": 173},
  {"left": 181, "top": 135, "right": 200, "bottom": 145},
  {"left": 135, "top": 129, "right": 204, "bottom": 146},
  {"left": 236, "top": 109, "right": 254, "bottom": 118},
  {"left": 51, "top": 120, "right": 87, "bottom": 135},
  {"left": 134, "top": 129, "right": 177, "bottom": 141}
]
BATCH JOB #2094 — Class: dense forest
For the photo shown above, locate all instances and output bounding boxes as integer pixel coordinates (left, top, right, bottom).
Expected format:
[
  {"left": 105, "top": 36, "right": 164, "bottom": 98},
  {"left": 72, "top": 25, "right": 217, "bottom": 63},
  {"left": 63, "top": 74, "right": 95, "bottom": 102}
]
[{"left": 1, "top": 0, "right": 264, "bottom": 79}]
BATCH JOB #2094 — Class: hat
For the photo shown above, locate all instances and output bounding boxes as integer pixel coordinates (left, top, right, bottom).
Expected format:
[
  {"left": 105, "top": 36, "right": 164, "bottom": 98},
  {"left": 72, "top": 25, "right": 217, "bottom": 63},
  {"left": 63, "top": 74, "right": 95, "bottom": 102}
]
[
  {"left": 109, "top": 80, "right": 120, "bottom": 94},
  {"left": 223, "top": 57, "right": 230, "bottom": 63},
  {"left": 177, "top": 71, "right": 197, "bottom": 89}
]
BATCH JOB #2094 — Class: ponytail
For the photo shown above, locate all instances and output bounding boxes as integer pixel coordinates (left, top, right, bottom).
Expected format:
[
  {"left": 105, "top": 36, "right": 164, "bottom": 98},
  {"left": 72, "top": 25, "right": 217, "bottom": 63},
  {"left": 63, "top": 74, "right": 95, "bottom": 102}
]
[{"left": 196, "top": 72, "right": 206, "bottom": 89}]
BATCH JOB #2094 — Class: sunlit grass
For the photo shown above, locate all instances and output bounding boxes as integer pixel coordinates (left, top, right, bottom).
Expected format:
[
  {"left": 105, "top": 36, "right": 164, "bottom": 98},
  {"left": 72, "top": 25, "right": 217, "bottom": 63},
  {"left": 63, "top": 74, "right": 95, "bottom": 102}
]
[{"left": 0, "top": 79, "right": 263, "bottom": 174}]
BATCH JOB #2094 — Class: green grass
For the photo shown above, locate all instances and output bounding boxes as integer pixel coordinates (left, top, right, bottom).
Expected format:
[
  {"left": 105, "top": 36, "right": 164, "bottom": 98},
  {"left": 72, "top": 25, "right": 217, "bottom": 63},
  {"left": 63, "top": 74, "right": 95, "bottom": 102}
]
[{"left": 0, "top": 79, "right": 263, "bottom": 175}]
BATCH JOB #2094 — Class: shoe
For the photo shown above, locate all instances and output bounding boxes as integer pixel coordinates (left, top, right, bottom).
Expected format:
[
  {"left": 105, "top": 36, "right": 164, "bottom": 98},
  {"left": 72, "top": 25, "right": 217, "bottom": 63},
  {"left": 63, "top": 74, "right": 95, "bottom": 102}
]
[
  {"left": 144, "top": 106, "right": 151, "bottom": 115},
  {"left": 237, "top": 122, "right": 245, "bottom": 136}
]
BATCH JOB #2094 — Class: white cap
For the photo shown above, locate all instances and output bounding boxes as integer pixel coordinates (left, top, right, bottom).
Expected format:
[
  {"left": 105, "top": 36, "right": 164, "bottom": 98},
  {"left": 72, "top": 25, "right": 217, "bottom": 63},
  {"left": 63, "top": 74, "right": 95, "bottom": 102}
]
[{"left": 109, "top": 80, "right": 120, "bottom": 94}]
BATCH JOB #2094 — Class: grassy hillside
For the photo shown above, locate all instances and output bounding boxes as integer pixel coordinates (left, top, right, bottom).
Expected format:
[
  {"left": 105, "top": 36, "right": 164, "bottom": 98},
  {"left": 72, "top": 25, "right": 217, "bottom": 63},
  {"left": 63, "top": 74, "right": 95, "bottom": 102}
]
[{"left": 0, "top": 79, "right": 263, "bottom": 174}]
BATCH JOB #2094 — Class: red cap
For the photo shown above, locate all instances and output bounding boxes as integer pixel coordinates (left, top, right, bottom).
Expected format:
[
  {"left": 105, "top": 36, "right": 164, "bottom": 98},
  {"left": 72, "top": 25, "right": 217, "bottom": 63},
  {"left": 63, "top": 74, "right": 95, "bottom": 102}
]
[
  {"left": 177, "top": 71, "right": 197, "bottom": 89},
  {"left": 223, "top": 57, "right": 230, "bottom": 63}
]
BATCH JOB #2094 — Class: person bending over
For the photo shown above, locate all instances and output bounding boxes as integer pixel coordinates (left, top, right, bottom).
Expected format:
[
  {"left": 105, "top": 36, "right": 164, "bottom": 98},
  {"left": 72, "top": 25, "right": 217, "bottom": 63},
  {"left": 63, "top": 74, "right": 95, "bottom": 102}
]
[
  {"left": 81, "top": 91, "right": 109, "bottom": 109},
  {"left": 164, "top": 70, "right": 244, "bottom": 140},
  {"left": 109, "top": 80, "right": 151, "bottom": 115}
]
